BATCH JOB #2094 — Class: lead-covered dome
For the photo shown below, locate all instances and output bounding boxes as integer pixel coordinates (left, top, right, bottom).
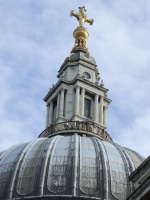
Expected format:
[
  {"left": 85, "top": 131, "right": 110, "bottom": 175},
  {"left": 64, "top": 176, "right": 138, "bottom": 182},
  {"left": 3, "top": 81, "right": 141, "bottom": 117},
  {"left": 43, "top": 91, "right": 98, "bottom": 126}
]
[{"left": 0, "top": 134, "right": 144, "bottom": 200}]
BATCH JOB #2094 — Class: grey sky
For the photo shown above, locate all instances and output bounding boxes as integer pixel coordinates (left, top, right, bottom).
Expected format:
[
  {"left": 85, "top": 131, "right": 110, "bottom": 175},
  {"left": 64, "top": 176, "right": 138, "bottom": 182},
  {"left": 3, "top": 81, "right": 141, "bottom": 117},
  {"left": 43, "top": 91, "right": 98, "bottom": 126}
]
[{"left": 0, "top": 0, "right": 150, "bottom": 157}]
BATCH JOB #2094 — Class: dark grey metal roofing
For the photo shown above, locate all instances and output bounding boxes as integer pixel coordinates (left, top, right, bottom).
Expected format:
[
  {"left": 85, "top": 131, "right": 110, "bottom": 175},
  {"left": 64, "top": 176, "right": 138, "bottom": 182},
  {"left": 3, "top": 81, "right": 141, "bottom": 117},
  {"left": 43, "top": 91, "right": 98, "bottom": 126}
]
[
  {"left": 57, "top": 51, "right": 97, "bottom": 80},
  {"left": 69, "top": 51, "right": 96, "bottom": 65},
  {"left": 0, "top": 135, "right": 144, "bottom": 200}
]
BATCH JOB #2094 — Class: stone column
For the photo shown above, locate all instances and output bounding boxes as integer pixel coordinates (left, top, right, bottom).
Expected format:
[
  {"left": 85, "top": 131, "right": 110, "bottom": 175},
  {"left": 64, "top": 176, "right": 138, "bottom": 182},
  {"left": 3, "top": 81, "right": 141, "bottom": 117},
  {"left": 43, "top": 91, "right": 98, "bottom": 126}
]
[
  {"left": 99, "top": 96, "right": 104, "bottom": 125},
  {"left": 94, "top": 94, "right": 99, "bottom": 123},
  {"left": 46, "top": 103, "right": 50, "bottom": 127},
  {"left": 103, "top": 106, "right": 107, "bottom": 127},
  {"left": 59, "top": 89, "right": 65, "bottom": 117},
  {"left": 56, "top": 93, "right": 60, "bottom": 119},
  {"left": 75, "top": 86, "right": 80, "bottom": 115},
  {"left": 81, "top": 88, "right": 85, "bottom": 116},
  {"left": 49, "top": 100, "right": 53, "bottom": 125}
]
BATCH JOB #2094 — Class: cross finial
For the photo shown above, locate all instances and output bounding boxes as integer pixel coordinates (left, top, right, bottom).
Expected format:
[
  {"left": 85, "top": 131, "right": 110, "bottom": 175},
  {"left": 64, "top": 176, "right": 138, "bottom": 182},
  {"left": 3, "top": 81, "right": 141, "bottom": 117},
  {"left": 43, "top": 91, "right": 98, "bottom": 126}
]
[{"left": 70, "top": 6, "right": 94, "bottom": 27}]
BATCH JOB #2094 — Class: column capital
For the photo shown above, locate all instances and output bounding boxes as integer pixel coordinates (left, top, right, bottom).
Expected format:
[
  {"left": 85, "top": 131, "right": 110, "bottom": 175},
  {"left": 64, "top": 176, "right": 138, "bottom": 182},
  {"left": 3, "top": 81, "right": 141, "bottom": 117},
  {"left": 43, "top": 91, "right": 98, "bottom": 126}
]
[
  {"left": 95, "top": 93, "right": 99, "bottom": 98},
  {"left": 75, "top": 85, "right": 80, "bottom": 89},
  {"left": 60, "top": 88, "right": 65, "bottom": 91},
  {"left": 46, "top": 103, "right": 49, "bottom": 107}
]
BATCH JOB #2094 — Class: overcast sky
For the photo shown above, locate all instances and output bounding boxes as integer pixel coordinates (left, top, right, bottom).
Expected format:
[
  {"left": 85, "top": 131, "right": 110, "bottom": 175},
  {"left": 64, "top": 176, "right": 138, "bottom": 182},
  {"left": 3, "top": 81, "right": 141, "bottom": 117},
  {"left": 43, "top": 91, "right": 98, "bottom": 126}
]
[{"left": 0, "top": 0, "right": 150, "bottom": 158}]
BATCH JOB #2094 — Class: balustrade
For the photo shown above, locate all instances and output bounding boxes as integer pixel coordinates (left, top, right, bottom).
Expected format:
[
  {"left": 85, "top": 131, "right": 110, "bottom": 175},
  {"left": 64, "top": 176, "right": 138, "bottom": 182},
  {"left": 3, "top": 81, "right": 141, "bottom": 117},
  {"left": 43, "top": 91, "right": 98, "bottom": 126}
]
[{"left": 39, "top": 121, "right": 112, "bottom": 141}]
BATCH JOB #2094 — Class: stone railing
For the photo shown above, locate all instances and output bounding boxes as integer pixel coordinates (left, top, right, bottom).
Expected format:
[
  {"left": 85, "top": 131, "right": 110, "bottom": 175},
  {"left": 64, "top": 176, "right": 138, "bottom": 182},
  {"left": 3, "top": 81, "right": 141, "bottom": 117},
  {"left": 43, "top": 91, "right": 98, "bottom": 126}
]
[{"left": 38, "top": 121, "right": 112, "bottom": 141}]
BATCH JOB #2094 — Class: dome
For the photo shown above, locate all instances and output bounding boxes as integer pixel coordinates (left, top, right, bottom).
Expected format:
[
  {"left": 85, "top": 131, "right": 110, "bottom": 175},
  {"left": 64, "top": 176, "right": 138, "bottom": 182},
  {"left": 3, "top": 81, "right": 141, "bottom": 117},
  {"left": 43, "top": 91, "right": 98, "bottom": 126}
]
[{"left": 0, "top": 134, "right": 144, "bottom": 200}]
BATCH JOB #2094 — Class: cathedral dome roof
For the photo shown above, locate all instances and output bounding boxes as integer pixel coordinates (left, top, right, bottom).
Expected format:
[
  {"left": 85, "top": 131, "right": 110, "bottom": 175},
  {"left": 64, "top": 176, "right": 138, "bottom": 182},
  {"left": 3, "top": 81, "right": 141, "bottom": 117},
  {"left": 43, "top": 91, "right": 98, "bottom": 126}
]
[{"left": 0, "top": 134, "right": 144, "bottom": 200}]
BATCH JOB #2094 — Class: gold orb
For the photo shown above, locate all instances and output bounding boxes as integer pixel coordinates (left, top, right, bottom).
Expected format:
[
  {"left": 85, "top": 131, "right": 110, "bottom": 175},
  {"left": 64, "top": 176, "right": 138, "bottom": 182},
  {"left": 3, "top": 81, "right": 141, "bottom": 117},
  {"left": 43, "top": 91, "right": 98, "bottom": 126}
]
[{"left": 73, "top": 27, "right": 89, "bottom": 40}]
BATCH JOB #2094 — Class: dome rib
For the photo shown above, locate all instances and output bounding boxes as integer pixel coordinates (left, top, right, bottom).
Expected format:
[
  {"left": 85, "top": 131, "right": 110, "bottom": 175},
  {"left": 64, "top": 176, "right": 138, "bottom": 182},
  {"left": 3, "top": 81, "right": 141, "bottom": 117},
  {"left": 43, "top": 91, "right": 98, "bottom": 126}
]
[
  {"left": 91, "top": 137, "right": 104, "bottom": 198},
  {"left": 113, "top": 143, "right": 135, "bottom": 197},
  {"left": 95, "top": 138, "right": 110, "bottom": 199}
]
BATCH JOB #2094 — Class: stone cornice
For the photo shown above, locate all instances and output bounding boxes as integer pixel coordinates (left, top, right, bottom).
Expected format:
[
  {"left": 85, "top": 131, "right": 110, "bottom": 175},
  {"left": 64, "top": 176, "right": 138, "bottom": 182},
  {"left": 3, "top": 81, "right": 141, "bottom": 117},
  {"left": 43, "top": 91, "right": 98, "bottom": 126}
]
[
  {"left": 129, "top": 156, "right": 149, "bottom": 182},
  {"left": 57, "top": 59, "right": 97, "bottom": 78},
  {"left": 127, "top": 176, "right": 150, "bottom": 200},
  {"left": 43, "top": 76, "right": 110, "bottom": 102}
]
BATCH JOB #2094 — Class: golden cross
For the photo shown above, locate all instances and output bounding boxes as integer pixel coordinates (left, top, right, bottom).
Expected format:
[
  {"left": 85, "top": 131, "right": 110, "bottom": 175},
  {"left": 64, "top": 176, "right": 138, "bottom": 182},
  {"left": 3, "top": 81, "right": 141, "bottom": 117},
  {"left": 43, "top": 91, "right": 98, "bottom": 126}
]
[{"left": 70, "top": 6, "right": 94, "bottom": 27}]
